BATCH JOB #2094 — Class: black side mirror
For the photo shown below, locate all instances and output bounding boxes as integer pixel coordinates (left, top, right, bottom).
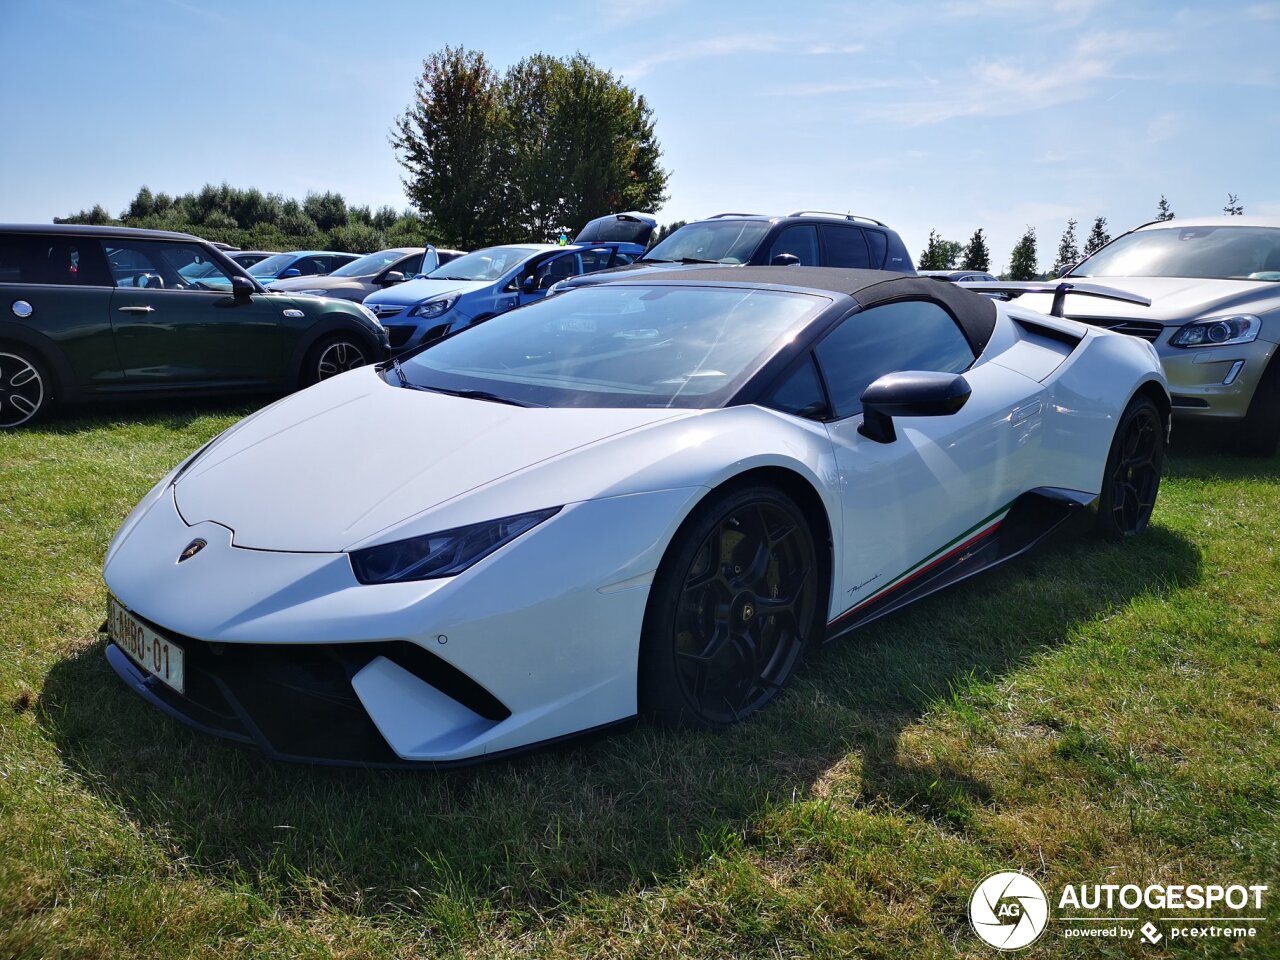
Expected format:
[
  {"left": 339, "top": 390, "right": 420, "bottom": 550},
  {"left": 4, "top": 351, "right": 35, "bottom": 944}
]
[
  {"left": 380, "top": 271, "right": 406, "bottom": 285},
  {"left": 520, "top": 275, "right": 538, "bottom": 294},
  {"left": 771, "top": 253, "right": 801, "bottom": 266},
  {"left": 858, "top": 371, "right": 971, "bottom": 444},
  {"left": 230, "top": 275, "right": 255, "bottom": 304}
]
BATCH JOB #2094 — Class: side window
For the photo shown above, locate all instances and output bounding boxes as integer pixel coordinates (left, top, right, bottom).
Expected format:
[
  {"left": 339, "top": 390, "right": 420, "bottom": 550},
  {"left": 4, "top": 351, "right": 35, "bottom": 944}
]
[
  {"left": 614, "top": 251, "right": 639, "bottom": 265},
  {"left": 767, "top": 225, "right": 820, "bottom": 265},
  {"left": 104, "top": 240, "right": 231, "bottom": 291},
  {"left": 534, "top": 253, "right": 580, "bottom": 289},
  {"left": 814, "top": 300, "right": 975, "bottom": 418},
  {"left": 865, "top": 230, "right": 888, "bottom": 268},
  {"left": 578, "top": 248, "right": 614, "bottom": 274},
  {"left": 819, "top": 225, "right": 871, "bottom": 268},
  {"left": 294, "top": 257, "right": 325, "bottom": 276},
  {"left": 396, "top": 253, "right": 424, "bottom": 277},
  {"left": 766, "top": 354, "right": 828, "bottom": 418},
  {"left": 0, "top": 235, "right": 110, "bottom": 286}
]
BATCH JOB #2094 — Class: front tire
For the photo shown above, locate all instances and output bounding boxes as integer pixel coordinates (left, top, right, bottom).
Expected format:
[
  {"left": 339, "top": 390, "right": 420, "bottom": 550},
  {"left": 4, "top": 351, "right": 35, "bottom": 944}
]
[
  {"left": 300, "top": 333, "right": 370, "bottom": 387},
  {"left": 639, "top": 485, "right": 821, "bottom": 730},
  {"left": 0, "top": 344, "right": 53, "bottom": 429},
  {"left": 1096, "top": 394, "right": 1165, "bottom": 541}
]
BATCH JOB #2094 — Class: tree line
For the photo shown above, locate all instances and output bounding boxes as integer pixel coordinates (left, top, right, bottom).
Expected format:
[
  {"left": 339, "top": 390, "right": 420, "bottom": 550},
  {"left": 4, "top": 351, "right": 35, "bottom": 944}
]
[
  {"left": 58, "top": 184, "right": 437, "bottom": 254},
  {"left": 919, "top": 193, "right": 1247, "bottom": 280}
]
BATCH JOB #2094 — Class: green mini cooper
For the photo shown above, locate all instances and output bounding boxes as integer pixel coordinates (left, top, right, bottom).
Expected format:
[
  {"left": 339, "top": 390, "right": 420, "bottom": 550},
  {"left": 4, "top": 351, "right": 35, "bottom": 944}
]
[{"left": 0, "top": 224, "right": 390, "bottom": 428}]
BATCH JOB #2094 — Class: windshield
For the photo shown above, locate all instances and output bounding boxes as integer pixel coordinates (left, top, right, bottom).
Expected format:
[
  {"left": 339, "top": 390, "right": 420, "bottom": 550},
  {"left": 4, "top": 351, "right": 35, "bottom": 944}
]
[
  {"left": 330, "top": 249, "right": 408, "bottom": 277},
  {"left": 398, "top": 284, "right": 827, "bottom": 409},
  {"left": 644, "top": 220, "right": 771, "bottom": 265},
  {"left": 427, "top": 246, "right": 542, "bottom": 282},
  {"left": 1071, "top": 226, "right": 1280, "bottom": 281},
  {"left": 248, "top": 253, "right": 294, "bottom": 277}
]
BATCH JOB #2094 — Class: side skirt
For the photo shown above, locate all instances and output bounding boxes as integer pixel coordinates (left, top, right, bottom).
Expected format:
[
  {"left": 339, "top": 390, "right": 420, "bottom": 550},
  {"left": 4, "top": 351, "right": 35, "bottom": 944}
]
[{"left": 824, "top": 487, "right": 1094, "bottom": 641}]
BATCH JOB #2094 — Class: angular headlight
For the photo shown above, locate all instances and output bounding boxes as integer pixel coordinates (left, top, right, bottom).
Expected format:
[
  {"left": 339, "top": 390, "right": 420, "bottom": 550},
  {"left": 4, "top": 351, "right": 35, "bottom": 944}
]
[
  {"left": 1168, "top": 314, "right": 1261, "bottom": 348},
  {"left": 409, "top": 295, "right": 459, "bottom": 320},
  {"left": 297, "top": 288, "right": 328, "bottom": 297},
  {"left": 349, "top": 508, "right": 560, "bottom": 584}
]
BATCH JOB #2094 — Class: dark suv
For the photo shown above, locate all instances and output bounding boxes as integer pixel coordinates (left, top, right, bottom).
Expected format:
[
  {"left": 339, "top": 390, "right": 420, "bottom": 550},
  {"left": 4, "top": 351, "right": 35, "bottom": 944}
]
[
  {"left": 0, "top": 225, "right": 390, "bottom": 428},
  {"left": 550, "top": 211, "right": 914, "bottom": 294}
]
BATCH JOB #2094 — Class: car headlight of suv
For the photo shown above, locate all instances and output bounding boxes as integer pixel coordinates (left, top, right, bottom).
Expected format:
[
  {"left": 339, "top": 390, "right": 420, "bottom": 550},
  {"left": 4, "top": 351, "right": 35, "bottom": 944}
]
[
  {"left": 349, "top": 507, "right": 561, "bottom": 584},
  {"left": 409, "top": 294, "right": 459, "bottom": 320},
  {"left": 296, "top": 288, "right": 328, "bottom": 297},
  {"left": 1168, "top": 314, "right": 1261, "bottom": 348}
]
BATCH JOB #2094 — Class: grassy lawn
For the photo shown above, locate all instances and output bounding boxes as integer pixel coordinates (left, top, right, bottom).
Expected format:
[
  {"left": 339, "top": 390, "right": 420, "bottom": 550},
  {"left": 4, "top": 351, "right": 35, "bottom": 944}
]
[{"left": 1, "top": 399, "right": 1277, "bottom": 958}]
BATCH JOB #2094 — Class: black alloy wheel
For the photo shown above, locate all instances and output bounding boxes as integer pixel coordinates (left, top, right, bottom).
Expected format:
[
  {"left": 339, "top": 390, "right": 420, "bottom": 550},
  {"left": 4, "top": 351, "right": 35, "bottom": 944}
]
[
  {"left": 1097, "top": 395, "right": 1165, "bottom": 540},
  {"left": 641, "top": 485, "right": 821, "bottom": 728}
]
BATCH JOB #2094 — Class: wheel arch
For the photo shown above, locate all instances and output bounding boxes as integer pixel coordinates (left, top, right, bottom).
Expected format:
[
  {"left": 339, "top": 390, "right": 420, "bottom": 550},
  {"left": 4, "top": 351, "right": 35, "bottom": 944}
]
[
  {"left": 1131, "top": 376, "right": 1171, "bottom": 435},
  {"left": 670, "top": 464, "right": 836, "bottom": 624},
  {"left": 289, "top": 316, "right": 384, "bottom": 383},
  {"left": 0, "top": 323, "right": 76, "bottom": 400}
]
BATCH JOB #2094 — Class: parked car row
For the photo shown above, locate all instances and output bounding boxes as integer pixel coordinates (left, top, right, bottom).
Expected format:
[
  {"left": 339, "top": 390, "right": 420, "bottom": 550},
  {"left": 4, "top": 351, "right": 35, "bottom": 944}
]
[{"left": 2, "top": 212, "right": 1278, "bottom": 455}]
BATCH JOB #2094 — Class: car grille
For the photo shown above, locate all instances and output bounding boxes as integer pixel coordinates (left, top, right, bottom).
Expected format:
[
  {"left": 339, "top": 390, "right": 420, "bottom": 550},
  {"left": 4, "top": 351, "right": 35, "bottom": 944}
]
[
  {"left": 1075, "top": 317, "right": 1164, "bottom": 342},
  {"left": 368, "top": 304, "right": 403, "bottom": 318}
]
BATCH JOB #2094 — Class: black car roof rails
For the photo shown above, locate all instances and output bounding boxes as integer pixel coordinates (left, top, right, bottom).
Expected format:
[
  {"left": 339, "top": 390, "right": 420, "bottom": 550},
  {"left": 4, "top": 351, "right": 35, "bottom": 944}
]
[
  {"left": 787, "top": 210, "right": 887, "bottom": 227},
  {"left": 706, "top": 212, "right": 764, "bottom": 218}
]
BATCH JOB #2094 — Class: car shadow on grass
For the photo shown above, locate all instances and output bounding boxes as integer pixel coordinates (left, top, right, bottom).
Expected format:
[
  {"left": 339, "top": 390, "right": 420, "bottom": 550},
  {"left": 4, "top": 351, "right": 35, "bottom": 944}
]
[
  {"left": 37, "top": 515, "right": 1201, "bottom": 930},
  {"left": 28, "top": 394, "right": 275, "bottom": 436}
]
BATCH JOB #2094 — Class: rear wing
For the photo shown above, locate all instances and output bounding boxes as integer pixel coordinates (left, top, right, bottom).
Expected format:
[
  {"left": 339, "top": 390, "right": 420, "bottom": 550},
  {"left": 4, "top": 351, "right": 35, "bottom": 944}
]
[{"left": 957, "top": 281, "right": 1152, "bottom": 318}]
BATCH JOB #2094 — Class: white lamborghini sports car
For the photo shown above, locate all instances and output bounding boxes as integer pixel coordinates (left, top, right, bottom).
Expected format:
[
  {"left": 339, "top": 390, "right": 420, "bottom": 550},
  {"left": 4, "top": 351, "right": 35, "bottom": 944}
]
[{"left": 102, "top": 267, "right": 1169, "bottom": 766}]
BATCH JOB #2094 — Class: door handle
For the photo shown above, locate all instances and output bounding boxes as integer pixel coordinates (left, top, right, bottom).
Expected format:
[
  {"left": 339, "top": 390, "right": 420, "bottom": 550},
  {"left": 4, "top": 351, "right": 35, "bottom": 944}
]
[{"left": 117, "top": 305, "right": 156, "bottom": 314}]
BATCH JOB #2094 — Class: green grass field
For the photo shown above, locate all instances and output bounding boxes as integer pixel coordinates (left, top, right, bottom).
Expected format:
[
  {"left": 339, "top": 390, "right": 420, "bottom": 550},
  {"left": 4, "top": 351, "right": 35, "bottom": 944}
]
[{"left": 1, "top": 400, "right": 1277, "bottom": 958}]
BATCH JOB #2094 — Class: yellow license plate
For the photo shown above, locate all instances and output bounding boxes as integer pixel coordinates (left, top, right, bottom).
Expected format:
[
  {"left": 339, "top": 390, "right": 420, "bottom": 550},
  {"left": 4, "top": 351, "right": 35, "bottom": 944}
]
[{"left": 108, "top": 598, "right": 185, "bottom": 694}]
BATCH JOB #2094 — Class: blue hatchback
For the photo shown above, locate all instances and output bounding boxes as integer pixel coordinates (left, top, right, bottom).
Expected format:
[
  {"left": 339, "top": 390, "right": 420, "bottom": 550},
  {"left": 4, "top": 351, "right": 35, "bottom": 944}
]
[{"left": 364, "top": 239, "right": 646, "bottom": 352}]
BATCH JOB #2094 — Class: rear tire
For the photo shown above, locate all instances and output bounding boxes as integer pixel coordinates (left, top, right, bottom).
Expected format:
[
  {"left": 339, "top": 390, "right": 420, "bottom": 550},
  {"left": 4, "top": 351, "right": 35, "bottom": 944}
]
[
  {"left": 300, "top": 333, "right": 370, "bottom": 387},
  {"left": 0, "top": 343, "right": 54, "bottom": 429},
  {"left": 1234, "top": 355, "right": 1280, "bottom": 457},
  {"left": 639, "top": 485, "right": 821, "bottom": 730},
  {"left": 1096, "top": 394, "right": 1165, "bottom": 541}
]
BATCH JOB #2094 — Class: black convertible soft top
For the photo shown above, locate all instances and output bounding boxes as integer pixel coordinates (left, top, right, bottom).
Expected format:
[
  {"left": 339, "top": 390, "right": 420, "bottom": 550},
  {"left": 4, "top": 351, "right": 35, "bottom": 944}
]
[{"left": 606, "top": 266, "right": 999, "bottom": 355}]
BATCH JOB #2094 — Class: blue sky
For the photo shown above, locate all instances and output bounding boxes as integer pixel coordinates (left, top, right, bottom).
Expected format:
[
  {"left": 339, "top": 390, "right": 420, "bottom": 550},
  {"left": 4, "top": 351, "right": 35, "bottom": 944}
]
[{"left": 2, "top": 0, "right": 1278, "bottom": 270}]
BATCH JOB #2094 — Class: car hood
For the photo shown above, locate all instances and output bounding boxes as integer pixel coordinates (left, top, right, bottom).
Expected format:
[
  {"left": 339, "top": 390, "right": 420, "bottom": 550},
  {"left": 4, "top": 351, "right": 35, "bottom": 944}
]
[
  {"left": 363, "top": 277, "right": 492, "bottom": 308},
  {"left": 268, "top": 276, "right": 369, "bottom": 293},
  {"left": 1019, "top": 276, "right": 1280, "bottom": 324},
  {"left": 172, "top": 367, "right": 695, "bottom": 551}
]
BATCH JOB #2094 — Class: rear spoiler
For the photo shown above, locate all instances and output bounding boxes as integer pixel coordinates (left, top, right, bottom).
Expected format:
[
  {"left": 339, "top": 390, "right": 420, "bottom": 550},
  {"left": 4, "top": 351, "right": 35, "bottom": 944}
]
[{"left": 957, "top": 281, "right": 1152, "bottom": 318}]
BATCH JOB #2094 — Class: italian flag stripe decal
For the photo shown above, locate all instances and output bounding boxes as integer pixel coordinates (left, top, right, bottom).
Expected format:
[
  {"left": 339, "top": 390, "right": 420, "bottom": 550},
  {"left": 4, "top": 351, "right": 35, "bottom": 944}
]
[{"left": 830, "top": 501, "right": 1015, "bottom": 626}]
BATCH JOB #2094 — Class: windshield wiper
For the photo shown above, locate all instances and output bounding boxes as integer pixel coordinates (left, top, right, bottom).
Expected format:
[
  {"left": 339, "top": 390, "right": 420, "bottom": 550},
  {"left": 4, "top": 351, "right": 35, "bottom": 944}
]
[
  {"left": 430, "top": 275, "right": 472, "bottom": 281},
  {"left": 389, "top": 357, "right": 408, "bottom": 387},
  {"left": 415, "top": 384, "right": 530, "bottom": 407},
  {"left": 678, "top": 257, "right": 718, "bottom": 264}
]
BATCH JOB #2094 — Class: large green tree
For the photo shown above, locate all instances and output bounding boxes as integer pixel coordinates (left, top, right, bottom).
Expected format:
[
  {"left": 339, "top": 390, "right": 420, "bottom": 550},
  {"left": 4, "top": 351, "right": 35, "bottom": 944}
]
[
  {"left": 1008, "top": 226, "right": 1039, "bottom": 281},
  {"left": 960, "top": 228, "right": 989, "bottom": 271},
  {"left": 392, "top": 47, "right": 512, "bottom": 248},
  {"left": 394, "top": 47, "right": 668, "bottom": 246}
]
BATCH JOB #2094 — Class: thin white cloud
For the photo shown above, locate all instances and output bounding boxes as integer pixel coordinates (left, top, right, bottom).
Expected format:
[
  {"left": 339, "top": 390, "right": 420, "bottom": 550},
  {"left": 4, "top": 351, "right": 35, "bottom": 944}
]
[
  {"left": 1246, "top": 2, "right": 1280, "bottom": 19},
  {"left": 617, "top": 34, "right": 782, "bottom": 78}
]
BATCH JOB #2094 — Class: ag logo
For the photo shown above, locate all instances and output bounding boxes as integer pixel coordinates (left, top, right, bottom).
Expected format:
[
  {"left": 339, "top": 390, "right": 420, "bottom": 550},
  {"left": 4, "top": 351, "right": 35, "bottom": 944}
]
[{"left": 969, "top": 871, "right": 1050, "bottom": 951}]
